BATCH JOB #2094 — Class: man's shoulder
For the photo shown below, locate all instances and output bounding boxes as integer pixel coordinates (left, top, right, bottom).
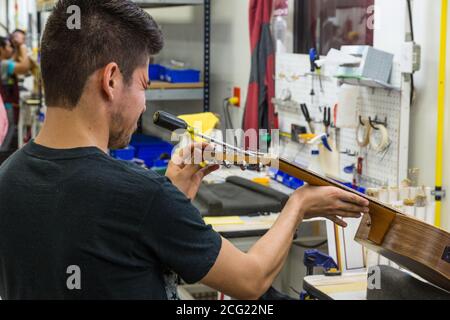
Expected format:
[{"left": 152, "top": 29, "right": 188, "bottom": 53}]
[
  {"left": 1, "top": 147, "right": 170, "bottom": 195},
  {"left": 107, "top": 157, "right": 167, "bottom": 184},
  {"left": 84, "top": 154, "right": 171, "bottom": 192}
]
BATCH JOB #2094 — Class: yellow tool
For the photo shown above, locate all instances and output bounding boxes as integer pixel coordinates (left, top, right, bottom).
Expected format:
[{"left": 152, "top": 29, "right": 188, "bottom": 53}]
[
  {"left": 166, "top": 112, "right": 219, "bottom": 168},
  {"left": 252, "top": 177, "right": 271, "bottom": 187},
  {"left": 178, "top": 112, "right": 220, "bottom": 142},
  {"left": 299, "top": 133, "right": 317, "bottom": 143}
]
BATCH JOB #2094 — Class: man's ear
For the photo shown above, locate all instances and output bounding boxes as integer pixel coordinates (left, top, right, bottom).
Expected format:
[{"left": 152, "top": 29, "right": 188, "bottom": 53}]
[{"left": 102, "top": 62, "right": 121, "bottom": 101}]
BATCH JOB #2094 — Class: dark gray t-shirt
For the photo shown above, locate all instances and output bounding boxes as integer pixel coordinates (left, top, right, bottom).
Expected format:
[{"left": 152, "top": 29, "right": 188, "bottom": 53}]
[{"left": 0, "top": 141, "right": 222, "bottom": 300}]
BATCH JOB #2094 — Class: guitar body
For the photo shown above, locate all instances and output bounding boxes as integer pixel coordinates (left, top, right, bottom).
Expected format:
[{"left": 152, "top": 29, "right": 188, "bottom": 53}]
[{"left": 356, "top": 214, "right": 450, "bottom": 291}]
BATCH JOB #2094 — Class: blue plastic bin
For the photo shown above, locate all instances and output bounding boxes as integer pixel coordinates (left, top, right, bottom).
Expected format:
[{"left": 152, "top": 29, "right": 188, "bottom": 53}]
[
  {"left": 164, "top": 68, "right": 201, "bottom": 83},
  {"left": 130, "top": 135, "right": 174, "bottom": 168},
  {"left": 271, "top": 169, "right": 305, "bottom": 190},
  {"left": 110, "top": 146, "right": 135, "bottom": 161},
  {"left": 149, "top": 64, "right": 166, "bottom": 81}
]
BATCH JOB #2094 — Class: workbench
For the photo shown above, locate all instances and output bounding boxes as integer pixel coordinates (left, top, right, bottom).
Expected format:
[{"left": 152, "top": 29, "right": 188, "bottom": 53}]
[
  {"left": 195, "top": 168, "right": 328, "bottom": 298},
  {"left": 303, "top": 268, "right": 450, "bottom": 300},
  {"left": 303, "top": 273, "right": 368, "bottom": 300}
]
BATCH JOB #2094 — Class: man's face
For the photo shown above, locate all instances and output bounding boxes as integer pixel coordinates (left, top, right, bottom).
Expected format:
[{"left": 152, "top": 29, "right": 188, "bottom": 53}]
[
  {"left": 11, "top": 32, "right": 25, "bottom": 47},
  {"left": 108, "top": 64, "right": 149, "bottom": 150},
  {"left": 0, "top": 40, "right": 14, "bottom": 59}
]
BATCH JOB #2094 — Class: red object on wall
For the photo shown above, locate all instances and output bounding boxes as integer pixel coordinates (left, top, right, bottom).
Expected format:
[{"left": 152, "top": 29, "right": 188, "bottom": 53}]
[
  {"left": 233, "top": 87, "right": 241, "bottom": 107},
  {"left": 243, "top": 0, "right": 279, "bottom": 149}
]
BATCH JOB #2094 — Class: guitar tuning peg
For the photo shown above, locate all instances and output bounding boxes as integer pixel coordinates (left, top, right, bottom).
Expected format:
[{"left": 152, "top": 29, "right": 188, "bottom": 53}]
[
  {"left": 257, "top": 162, "right": 265, "bottom": 172},
  {"left": 222, "top": 161, "right": 232, "bottom": 169},
  {"left": 240, "top": 161, "right": 248, "bottom": 171}
]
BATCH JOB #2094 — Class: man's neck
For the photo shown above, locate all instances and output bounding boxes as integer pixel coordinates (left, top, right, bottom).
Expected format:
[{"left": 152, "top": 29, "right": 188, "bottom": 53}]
[{"left": 34, "top": 106, "right": 109, "bottom": 153}]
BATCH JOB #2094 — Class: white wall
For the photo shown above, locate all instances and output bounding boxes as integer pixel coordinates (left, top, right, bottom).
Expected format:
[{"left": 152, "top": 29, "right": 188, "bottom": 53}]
[
  {"left": 210, "top": 0, "right": 251, "bottom": 131},
  {"left": 0, "top": 0, "right": 9, "bottom": 36},
  {"left": 375, "top": 0, "right": 450, "bottom": 230}
]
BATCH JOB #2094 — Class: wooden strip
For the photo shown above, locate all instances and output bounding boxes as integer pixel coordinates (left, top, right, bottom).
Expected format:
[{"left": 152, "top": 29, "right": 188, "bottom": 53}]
[{"left": 148, "top": 81, "right": 204, "bottom": 90}]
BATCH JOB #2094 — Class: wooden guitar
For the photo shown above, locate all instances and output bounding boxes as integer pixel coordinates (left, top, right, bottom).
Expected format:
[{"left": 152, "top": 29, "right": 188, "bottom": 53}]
[{"left": 153, "top": 111, "right": 450, "bottom": 292}]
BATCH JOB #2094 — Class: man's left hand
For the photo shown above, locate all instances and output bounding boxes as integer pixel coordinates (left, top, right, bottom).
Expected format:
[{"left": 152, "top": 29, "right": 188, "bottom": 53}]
[{"left": 165, "top": 143, "right": 220, "bottom": 200}]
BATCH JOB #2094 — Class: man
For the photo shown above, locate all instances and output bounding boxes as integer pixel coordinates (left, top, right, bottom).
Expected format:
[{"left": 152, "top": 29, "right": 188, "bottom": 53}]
[
  {"left": 0, "top": 36, "right": 30, "bottom": 151},
  {"left": 11, "top": 29, "right": 27, "bottom": 51},
  {"left": 0, "top": 0, "right": 369, "bottom": 300}
]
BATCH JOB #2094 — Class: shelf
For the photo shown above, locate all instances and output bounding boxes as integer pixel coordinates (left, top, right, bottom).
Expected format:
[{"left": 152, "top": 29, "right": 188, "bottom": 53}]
[
  {"left": 37, "top": 0, "right": 204, "bottom": 12},
  {"left": 146, "top": 82, "right": 204, "bottom": 101},
  {"left": 149, "top": 81, "right": 204, "bottom": 89},
  {"left": 336, "top": 76, "right": 401, "bottom": 92}
]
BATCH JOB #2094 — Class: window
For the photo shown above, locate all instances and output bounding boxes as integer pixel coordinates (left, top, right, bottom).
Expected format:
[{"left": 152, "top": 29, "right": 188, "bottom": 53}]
[{"left": 294, "top": 0, "right": 374, "bottom": 55}]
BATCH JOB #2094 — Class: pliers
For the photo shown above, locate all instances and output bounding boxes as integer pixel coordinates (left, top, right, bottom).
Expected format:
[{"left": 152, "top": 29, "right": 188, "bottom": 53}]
[
  {"left": 301, "top": 104, "right": 314, "bottom": 134},
  {"left": 323, "top": 107, "right": 331, "bottom": 135}
]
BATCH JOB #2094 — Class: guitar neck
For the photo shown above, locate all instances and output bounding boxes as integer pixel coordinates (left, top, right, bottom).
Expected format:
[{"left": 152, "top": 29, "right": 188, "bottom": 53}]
[{"left": 277, "top": 158, "right": 403, "bottom": 215}]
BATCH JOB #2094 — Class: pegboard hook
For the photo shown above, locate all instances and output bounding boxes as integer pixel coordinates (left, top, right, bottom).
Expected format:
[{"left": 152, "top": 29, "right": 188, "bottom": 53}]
[
  {"left": 369, "top": 116, "right": 388, "bottom": 130},
  {"left": 359, "top": 116, "right": 366, "bottom": 126}
]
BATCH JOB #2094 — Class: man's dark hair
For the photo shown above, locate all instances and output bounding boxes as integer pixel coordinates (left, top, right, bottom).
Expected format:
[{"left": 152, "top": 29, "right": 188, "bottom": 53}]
[
  {"left": 41, "top": 0, "right": 164, "bottom": 108},
  {"left": 0, "top": 36, "right": 9, "bottom": 49},
  {"left": 12, "top": 29, "right": 26, "bottom": 35}
]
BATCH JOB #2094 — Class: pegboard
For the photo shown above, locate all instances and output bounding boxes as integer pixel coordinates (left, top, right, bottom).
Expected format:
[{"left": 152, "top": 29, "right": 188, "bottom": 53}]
[{"left": 275, "top": 53, "right": 408, "bottom": 188}]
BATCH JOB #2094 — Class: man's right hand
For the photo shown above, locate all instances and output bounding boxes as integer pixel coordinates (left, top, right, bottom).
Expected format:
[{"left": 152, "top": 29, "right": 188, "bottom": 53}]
[{"left": 292, "top": 186, "right": 370, "bottom": 227}]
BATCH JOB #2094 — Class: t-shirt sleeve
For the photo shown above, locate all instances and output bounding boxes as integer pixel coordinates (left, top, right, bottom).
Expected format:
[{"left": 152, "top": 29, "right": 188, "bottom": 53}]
[
  {"left": 139, "top": 178, "right": 222, "bottom": 284},
  {"left": 6, "top": 60, "right": 15, "bottom": 76},
  {"left": 0, "top": 60, "right": 15, "bottom": 82}
]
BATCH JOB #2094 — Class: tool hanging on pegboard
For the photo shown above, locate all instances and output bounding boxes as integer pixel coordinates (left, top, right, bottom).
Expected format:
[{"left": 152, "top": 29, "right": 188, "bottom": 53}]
[
  {"left": 309, "top": 48, "right": 324, "bottom": 104},
  {"left": 275, "top": 54, "right": 406, "bottom": 187}
]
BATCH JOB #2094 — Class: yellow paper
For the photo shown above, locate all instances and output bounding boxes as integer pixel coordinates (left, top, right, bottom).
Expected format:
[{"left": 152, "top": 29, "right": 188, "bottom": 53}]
[{"left": 204, "top": 216, "right": 244, "bottom": 226}]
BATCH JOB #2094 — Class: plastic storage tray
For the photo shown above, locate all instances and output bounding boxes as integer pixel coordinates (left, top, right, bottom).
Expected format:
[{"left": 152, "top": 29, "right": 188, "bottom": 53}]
[{"left": 130, "top": 135, "right": 174, "bottom": 167}]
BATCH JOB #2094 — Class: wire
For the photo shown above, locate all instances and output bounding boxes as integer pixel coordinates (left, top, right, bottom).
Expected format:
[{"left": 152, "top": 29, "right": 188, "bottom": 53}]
[
  {"left": 292, "top": 240, "right": 328, "bottom": 249},
  {"left": 290, "top": 287, "right": 301, "bottom": 295},
  {"left": 223, "top": 98, "right": 239, "bottom": 147},
  {"left": 407, "top": 0, "right": 415, "bottom": 41},
  {"left": 356, "top": 120, "right": 371, "bottom": 147},
  {"left": 407, "top": 0, "right": 416, "bottom": 105},
  {"left": 223, "top": 98, "right": 233, "bottom": 130}
]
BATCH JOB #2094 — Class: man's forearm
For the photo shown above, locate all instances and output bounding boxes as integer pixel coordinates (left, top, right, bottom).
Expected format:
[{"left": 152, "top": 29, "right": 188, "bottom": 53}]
[
  {"left": 13, "top": 45, "right": 31, "bottom": 74},
  {"left": 247, "top": 197, "right": 304, "bottom": 292},
  {"left": 17, "top": 45, "right": 30, "bottom": 64}
]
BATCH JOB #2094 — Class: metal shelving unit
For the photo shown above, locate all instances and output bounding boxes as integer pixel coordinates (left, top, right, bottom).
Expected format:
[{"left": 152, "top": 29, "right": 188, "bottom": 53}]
[
  {"left": 36, "top": 0, "right": 211, "bottom": 112},
  {"left": 147, "top": 82, "right": 204, "bottom": 101}
]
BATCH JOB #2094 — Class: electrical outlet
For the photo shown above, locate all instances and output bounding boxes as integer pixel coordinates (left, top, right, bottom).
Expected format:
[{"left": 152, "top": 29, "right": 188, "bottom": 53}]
[{"left": 233, "top": 87, "right": 241, "bottom": 107}]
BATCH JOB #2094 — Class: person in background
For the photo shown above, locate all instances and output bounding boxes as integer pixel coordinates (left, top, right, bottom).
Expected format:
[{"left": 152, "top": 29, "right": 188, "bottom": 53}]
[
  {"left": 11, "top": 29, "right": 27, "bottom": 50},
  {"left": 0, "top": 36, "right": 30, "bottom": 151}
]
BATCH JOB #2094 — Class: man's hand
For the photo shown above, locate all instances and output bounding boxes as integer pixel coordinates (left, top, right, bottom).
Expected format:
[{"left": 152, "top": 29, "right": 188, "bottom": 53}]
[
  {"left": 165, "top": 143, "right": 220, "bottom": 200},
  {"left": 292, "top": 186, "right": 370, "bottom": 227}
]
